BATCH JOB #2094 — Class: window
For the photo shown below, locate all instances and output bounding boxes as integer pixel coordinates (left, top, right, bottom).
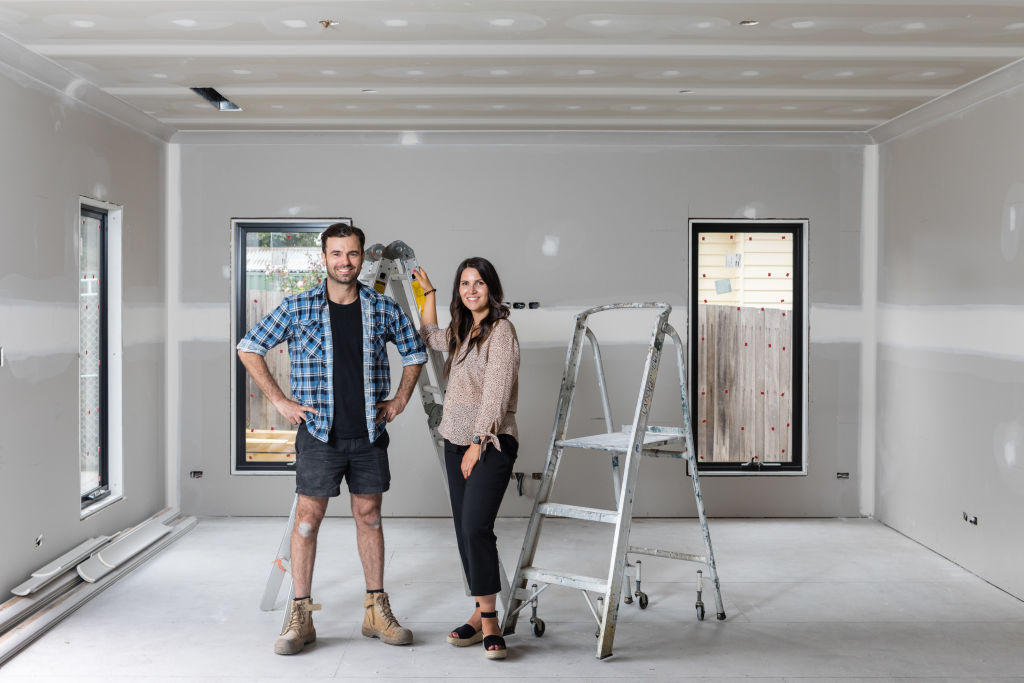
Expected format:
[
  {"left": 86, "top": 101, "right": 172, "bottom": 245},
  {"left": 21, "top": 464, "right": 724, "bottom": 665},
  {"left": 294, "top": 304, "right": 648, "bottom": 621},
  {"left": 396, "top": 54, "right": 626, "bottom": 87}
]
[
  {"left": 233, "top": 220, "right": 347, "bottom": 473},
  {"left": 80, "top": 206, "right": 108, "bottom": 505},
  {"left": 689, "top": 221, "right": 805, "bottom": 473}
]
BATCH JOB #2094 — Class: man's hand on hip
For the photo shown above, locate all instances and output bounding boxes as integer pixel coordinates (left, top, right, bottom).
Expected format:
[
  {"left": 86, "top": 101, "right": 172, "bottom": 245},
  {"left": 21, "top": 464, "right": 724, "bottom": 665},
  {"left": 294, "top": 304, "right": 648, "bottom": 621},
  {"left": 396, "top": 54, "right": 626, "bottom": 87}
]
[
  {"left": 375, "top": 397, "right": 407, "bottom": 424},
  {"left": 274, "top": 397, "right": 317, "bottom": 425}
]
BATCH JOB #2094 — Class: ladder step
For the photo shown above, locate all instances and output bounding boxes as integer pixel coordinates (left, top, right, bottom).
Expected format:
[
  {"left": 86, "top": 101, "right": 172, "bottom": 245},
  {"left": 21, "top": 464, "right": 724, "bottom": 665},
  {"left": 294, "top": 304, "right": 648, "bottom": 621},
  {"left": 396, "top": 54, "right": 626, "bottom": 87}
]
[
  {"left": 538, "top": 503, "right": 619, "bottom": 524},
  {"left": 555, "top": 430, "right": 683, "bottom": 453},
  {"left": 522, "top": 566, "right": 608, "bottom": 594}
]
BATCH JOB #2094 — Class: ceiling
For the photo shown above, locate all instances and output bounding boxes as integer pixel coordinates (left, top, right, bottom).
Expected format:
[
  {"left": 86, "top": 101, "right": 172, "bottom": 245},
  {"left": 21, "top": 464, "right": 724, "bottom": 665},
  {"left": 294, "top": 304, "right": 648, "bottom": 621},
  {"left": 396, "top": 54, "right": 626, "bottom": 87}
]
[{"left": 1, "top": 1, "right": 1023, "bottom": 133}]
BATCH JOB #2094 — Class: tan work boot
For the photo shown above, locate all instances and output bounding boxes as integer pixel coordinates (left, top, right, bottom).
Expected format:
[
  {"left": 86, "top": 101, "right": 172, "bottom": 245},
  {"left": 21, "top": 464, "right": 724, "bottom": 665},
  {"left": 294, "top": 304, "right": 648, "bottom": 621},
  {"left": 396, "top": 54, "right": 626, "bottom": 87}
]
[
  {"left": 362, "top": 592, "right": 413, "bottom": 645},
  {"left": 274, "top": 597, "right": 321, "bottom": 655}
]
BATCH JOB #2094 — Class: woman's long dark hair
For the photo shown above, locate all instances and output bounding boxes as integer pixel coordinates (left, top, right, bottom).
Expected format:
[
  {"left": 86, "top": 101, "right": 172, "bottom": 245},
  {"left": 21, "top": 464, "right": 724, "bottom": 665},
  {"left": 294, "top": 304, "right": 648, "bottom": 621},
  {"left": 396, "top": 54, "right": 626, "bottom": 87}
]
[{"left": 444, "top": 256, "right": 509, "bottom": 378}]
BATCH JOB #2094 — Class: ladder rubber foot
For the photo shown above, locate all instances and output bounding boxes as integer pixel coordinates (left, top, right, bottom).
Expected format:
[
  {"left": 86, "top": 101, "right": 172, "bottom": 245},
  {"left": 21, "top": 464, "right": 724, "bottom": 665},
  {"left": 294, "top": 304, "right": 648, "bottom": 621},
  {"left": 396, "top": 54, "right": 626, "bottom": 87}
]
[{"left": 717, "top": 612, "right": 727, "bottom": 620}]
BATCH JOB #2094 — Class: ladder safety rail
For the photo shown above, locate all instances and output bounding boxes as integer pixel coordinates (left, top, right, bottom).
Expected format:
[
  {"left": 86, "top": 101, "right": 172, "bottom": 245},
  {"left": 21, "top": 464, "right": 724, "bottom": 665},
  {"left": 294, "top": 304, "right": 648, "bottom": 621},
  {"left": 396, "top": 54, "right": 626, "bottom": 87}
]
[{"left": 501, "top": 301, "right": 726, "bottom": 660}]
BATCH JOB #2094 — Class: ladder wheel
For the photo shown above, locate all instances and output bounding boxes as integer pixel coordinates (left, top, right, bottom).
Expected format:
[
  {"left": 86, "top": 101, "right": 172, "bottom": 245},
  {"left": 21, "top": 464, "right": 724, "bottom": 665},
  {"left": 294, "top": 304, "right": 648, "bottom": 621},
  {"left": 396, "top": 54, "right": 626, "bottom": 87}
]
[
  {"left": 696, "top": 602, "right": 705, "bottom": 621},
  {"left": 638, "top": 592, "right": 649, "bottom": 610},
  {"left": 530, "top": 617, "right": 546, "bottom": 637}
]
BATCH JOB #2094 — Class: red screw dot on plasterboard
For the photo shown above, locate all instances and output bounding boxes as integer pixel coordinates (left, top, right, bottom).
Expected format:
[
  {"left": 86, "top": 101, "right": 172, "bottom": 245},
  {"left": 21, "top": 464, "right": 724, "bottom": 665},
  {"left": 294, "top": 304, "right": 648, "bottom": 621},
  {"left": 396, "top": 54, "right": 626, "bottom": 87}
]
[
  {"left": 704, "top": 299, "right": 708, "bottom": 303},
  {"left": 280, "top": 349, "right": 284, "bottom": 353},
  {"left": 254, "top": 299, "right": 258, "bottom": 303},
  {"left": 701, "top": 391, "right": 706, "bottom": 396},
  {"left": 741, "top": 427, "right": 745, "bottom": 431},
  {"left": 753, "top": 455, "right": 758, "bottom": 461},
  {"left": 248, "top": 455, "right": 253, "bottom": 460},
  {"left": 702, "top": 419, "right": 706, "bottom": 423},
  {"left": 782, "top": 449, "right": 786, "bottom": 453},
  {"left": 701, "top": 236, "right": 705, "bottom": 241},
  {"left": 781, "top": 235, "right": 786, "bottom": 240},
  {"left": 724, "top": 389, "right": 729, "bottom": 394},
  {"left": 786, "top": 273, "right": 790, "bottom": 277},
  {"left": 771, "top": 426, "right": 775, "bottom": 431},
  {"left": 249, "top": 394, "right": 254, "bottom": 398},
  {"left": 787, "top": 423, "right": 790, "bottom": 428},
  {"left": 270, "top": 427, "right": 275, "bottom": 431},
  {"left": 782, "top": 312, "right": 786, "bottom": 317},
  {"left": 781, "top": 392, "right": 785, "bottom": 397},
  {"left": 783, "top": 347, "right": 786, "bottom": 351},
  {"left": 250, "top": 428, "right": 254, "bottom": 432},
  {"left": 736, "top": 307, "right": 740, "bottom": 311},
  {"left": 748, "top": 236, "right": 752, "bottom": 241},
  {"left": 761, "top": 391, "right": 765, "bottom": 395},
  {"left": 701, "top": 337, "right": 705, "bottom": 341},
  {"left": 768, "top": 273, "right": 771, "bottom": 277},
  {"left": 729, "top": 235, "right": 734, "bottom": 239},
  {"left": 768, "top": 343, "right": 772, "bottom": 348},
  {"left": 702, "top": 274, "right": 706, "bottom": 278}
]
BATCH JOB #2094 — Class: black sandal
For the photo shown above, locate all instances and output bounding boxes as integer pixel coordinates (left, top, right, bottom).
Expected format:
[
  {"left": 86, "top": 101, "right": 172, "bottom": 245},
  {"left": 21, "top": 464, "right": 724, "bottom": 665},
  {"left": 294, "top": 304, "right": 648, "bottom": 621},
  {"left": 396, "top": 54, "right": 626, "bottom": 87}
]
[
  {"left": 480, "top": 611, "right": 507, "bottom": 660},
  {"left": 446, "top": 602, "right": 483, "bottom": 646}
]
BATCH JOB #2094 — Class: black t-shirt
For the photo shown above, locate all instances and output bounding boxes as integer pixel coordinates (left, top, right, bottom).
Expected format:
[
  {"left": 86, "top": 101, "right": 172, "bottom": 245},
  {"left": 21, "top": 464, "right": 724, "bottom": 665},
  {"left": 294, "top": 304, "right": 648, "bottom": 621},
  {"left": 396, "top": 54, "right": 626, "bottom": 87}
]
[{"left": 327, "top": 298, "right": 368, "bottom": 440}]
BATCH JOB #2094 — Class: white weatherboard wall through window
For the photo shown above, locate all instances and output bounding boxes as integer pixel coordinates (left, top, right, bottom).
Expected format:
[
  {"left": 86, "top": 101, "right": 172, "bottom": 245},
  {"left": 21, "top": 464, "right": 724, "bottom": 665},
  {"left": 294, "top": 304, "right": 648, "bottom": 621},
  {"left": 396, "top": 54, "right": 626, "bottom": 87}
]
[
  {"left": 876, "top": 83, "right": 1024, "bottom": 600},
  {"left": 174, "top": 137, "right": 864, "bottom": 520},
  {"left": 0, "top": 58, "right": 167, "bottom": 596}
]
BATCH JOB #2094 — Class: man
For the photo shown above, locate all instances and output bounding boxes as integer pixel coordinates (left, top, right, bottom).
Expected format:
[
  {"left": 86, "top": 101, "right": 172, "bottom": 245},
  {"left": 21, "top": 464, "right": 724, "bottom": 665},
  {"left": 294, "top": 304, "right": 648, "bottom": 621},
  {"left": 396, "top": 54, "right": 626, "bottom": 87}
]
[{"left": 237, "top": 223, "right": 426, "bottom": 655}]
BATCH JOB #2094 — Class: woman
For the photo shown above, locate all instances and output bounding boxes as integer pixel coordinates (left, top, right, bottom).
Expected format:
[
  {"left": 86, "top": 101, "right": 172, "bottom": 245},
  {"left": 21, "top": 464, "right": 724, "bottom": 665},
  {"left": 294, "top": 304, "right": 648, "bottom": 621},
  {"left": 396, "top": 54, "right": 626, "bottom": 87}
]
[{"left": 414, "top": 257, "right": 519, "bottom": 661}]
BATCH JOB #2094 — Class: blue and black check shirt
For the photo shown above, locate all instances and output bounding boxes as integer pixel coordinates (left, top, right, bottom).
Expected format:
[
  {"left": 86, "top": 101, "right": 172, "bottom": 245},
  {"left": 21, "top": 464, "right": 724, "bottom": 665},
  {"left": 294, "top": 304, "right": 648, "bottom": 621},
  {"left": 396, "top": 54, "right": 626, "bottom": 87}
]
[{"left": 237, "top": 281, "right": 427, "bottom": 443}]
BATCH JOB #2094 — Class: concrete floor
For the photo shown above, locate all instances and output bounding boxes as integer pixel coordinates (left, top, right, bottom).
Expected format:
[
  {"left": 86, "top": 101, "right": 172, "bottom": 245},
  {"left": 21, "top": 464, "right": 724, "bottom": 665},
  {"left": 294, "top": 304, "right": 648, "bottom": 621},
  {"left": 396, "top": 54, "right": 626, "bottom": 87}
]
[{"left": 2, "top": 517, "right": 1023, "bottom": 682}]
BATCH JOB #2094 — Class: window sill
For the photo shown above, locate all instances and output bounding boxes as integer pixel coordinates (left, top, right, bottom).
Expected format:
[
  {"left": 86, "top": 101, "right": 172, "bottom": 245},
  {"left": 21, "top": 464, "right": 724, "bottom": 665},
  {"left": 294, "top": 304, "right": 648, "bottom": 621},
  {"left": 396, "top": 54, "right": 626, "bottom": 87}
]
[{"left": 81, "top": 493, "right": 123, "bottom": 520}]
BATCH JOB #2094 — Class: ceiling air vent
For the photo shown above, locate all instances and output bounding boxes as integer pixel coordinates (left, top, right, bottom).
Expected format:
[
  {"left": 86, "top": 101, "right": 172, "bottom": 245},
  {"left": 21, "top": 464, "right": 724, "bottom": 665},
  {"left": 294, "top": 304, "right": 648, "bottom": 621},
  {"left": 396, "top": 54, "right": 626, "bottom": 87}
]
[{"left": 190, "top": 87, "right": 241, "bottom": 111}]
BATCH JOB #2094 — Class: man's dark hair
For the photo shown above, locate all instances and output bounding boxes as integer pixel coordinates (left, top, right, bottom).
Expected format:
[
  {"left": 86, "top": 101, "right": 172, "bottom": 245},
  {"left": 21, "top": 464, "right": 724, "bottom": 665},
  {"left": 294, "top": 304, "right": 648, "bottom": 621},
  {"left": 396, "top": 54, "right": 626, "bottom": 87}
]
[{"left": 320, "top": 223, "right": 365, "bottom": 252}]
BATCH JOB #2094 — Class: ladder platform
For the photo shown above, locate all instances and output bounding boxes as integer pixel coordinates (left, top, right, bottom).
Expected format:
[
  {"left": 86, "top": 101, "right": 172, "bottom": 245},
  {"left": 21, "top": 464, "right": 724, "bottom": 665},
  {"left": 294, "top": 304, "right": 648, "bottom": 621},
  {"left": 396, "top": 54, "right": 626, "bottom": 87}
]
[
  {"left": 555, "top": 429, "right": 683, "bottom": 453},
  {"left": 522, "top": 567, "right": 609, "bottom": 594},
  {"left": 538, "top": 502, "right": 619, "bottom": 524}
]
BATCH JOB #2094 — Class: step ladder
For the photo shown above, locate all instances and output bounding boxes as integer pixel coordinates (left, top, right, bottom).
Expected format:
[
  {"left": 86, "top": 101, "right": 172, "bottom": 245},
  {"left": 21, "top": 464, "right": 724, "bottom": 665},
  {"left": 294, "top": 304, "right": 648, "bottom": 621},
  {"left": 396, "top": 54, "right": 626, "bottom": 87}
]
[
  {"left": 500, "top": 302, "right": 725, "bottom": 660},
  {"left": 260, "top": 241, "right": 511, "bottom": 617}
]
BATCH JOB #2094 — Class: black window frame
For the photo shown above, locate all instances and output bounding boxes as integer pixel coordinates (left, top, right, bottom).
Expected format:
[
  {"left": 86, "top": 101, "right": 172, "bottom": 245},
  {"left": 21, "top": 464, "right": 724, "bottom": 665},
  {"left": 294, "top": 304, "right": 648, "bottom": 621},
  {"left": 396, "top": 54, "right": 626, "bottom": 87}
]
[
  {"left": 689, "top": 221, "right": 805, "bottom": 474},
  {"left": 81, "top": 206, "right": 110, "bottom": 506},
  {"left": 233, "top": 221, "right": 341, "bottom": 473}
]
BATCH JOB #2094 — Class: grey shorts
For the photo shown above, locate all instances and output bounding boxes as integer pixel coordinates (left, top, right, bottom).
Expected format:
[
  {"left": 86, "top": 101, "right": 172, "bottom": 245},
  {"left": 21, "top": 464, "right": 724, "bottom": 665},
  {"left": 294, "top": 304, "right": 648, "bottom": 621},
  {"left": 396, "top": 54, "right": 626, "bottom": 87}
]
[{"left": 294, "top": 426, "right": 391, "bottom": 497}]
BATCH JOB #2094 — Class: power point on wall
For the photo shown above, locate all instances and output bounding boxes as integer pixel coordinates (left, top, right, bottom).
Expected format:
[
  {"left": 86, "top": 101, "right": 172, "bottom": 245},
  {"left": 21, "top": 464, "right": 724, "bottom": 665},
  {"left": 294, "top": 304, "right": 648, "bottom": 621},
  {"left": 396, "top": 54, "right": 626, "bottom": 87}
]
[
  {"left": 190, "top": 471, "right": 204, "bottom": 479},
  {"left": 836, "top": 472, "right": 850, "bottom": 479},
  {"left": 531, "top": 472, "right": 543, "bottom": 480},
  {"left": 512, "top": 302, "right": 526, "bottom": 309}
]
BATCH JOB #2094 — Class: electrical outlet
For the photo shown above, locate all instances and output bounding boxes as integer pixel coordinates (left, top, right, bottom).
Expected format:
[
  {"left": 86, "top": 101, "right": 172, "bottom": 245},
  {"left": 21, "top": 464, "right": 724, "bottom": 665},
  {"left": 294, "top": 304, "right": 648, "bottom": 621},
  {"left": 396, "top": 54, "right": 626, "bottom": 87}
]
[
  {"left": 836, "top": 472, "right": 850, "bottom": 479},
  {"left": 531, "top": 472, "right": 543, "bottom": 480},
  {"left": 190, "top": 470, "right": 204, "bottom": 479}
]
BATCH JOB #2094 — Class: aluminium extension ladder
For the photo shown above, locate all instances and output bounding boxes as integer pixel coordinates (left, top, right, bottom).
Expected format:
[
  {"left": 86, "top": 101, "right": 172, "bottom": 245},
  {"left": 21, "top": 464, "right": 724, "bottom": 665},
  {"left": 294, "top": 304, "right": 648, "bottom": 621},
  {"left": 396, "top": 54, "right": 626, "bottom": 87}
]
[
  {"left": 500, "top": 302, "right": 725, "bottom": 660},
  {"left": 260, "top": 240, "right": 512, "bottom": 618}
]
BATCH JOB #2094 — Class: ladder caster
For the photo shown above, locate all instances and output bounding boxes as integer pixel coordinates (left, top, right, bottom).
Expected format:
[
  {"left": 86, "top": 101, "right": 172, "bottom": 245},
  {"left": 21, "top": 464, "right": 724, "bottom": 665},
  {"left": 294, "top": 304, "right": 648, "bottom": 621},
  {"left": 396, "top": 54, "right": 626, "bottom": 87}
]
[
  {"left": 695, "top": 601, "right": 705, "bottom": 621},
  {"left": 530, "top": 617, "right": 546, "bottom": 637},
  {"left": 637, "top": 592, "right": 649, "bottom": 610}
]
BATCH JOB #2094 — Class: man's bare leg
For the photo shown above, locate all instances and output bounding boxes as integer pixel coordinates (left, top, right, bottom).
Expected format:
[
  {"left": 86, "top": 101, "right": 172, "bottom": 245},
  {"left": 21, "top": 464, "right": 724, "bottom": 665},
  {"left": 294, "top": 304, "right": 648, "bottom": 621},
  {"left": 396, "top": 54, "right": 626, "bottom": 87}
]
[
  {"left": 350, "top": 493, "right": 384, "bottom": 589},
  {"left": 291, "top": 495, "right": 329, "bottom": 597}
]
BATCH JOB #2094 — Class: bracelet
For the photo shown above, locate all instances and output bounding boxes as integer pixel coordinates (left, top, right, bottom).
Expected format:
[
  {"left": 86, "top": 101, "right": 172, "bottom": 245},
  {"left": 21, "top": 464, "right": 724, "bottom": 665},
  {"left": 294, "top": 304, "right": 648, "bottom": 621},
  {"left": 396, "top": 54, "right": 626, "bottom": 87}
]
[{"left": 422, "top": 288, "right": 436, "bottom": 296}]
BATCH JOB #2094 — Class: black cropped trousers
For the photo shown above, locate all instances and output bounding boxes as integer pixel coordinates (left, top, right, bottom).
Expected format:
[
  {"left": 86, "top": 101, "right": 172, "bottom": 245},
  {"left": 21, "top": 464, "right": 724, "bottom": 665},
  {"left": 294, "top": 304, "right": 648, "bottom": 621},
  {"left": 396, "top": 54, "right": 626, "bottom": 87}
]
[{"left": 443, "top": 435, "right": 518, "bottom": 597}]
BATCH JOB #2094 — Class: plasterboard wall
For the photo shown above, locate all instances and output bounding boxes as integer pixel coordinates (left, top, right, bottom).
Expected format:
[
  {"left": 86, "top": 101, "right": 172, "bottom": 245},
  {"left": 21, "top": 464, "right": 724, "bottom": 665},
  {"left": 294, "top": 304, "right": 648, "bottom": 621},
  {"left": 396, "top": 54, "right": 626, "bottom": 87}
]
[
  {"left": 876, "top": 83, "right": 1024, "bottom": 600},
  {"left": 0, "top": 62, "right": 167, "bottom": 595},
  {"left": 175, "top": 137, "right": 864, "bottom": 519}
]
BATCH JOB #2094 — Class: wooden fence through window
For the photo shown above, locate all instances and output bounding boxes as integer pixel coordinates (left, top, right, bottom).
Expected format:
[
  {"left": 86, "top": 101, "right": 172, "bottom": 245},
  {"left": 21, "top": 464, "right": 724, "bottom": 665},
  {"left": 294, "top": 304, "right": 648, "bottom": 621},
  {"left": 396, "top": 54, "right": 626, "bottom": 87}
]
[{"left": 695, "top": 304, "right": 793, "bottom": 463}]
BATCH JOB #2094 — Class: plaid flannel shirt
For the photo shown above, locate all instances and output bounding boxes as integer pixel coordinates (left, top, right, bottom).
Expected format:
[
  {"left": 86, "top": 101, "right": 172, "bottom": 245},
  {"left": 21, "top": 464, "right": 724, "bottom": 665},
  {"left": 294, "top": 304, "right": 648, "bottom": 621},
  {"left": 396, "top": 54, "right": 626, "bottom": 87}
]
[{"left": 237, "top": 280, "right": 427, "bottom": 443}]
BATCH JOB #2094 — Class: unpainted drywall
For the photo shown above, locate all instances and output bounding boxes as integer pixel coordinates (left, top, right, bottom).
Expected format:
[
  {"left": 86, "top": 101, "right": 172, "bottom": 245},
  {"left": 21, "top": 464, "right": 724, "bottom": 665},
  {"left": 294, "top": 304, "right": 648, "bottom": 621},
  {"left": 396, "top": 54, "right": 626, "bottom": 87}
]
[
  {"left": 0, "top": 62, "right": 166, "bottom": 595},
  {"left": 877, "top": 85, "right": 1024, "bottom": 600},
  {"left": 175, "top": 140, "right": 864, "bottom": 519}
]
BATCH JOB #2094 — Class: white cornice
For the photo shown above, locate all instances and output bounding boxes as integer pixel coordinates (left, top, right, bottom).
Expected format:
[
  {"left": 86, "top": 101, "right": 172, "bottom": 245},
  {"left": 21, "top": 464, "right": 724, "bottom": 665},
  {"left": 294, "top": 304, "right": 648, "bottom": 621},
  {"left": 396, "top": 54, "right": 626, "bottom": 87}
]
[
  {"left": 170, "top": 129, "right": 872, "bottom": 146},
  {"left": 869, "top": 57, "right": 1024, "bottom": 144},
  {"left": 0, "top": 32, "right": 176, "bottom": 142},
  {"left": 28, "top": 42, "right": 1024, "bottom": 60}
]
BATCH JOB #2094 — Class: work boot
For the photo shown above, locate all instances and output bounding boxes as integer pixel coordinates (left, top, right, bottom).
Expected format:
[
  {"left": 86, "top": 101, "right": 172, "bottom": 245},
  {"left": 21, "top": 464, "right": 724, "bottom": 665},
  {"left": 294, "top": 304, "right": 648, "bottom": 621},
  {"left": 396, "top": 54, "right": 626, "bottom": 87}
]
[
  {"left": 362, "top": 592, "right": 413, "bottom": 645},
  {"left": 274, "top": 597, "right": 321, "bottom": 655}
]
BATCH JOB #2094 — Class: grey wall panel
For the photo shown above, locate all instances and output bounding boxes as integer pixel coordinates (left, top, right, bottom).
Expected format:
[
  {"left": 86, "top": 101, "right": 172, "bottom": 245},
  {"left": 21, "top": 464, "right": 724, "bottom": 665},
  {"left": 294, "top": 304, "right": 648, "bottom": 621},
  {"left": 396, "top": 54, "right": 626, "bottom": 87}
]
[
  {"left": 876, "top": 349, "right": 1024, "bottom": 599},
  {"left": 0, "top": 65, "right": 166, "bottom": 595},
  {"left": 177, "top": 140, "right": 863, "bottom": 518},
  {"left": 877, "top": 85, "right": 1024, "bottom": 600}
]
